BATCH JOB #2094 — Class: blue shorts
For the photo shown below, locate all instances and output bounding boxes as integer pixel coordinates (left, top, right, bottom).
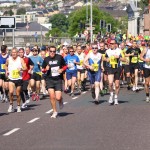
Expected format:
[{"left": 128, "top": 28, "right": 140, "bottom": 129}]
[
  {"left": 66, "top": 71, "right": 77, "bottom": 80},
  {"left": 88, "top": 69, "right": 101, "bottom": 84}
]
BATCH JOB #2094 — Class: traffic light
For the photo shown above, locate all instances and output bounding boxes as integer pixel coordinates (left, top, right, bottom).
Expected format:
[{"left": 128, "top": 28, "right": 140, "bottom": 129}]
[
  {"left": 107, "top": 24, "right": 111, "bottom": 32},
  {"left": 100, "top": 20, "right": 106, "bottom": 29}
]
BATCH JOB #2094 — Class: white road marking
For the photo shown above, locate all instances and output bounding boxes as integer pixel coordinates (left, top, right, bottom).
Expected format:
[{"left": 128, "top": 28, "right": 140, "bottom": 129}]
[
  {"left": 72, "top": 96, "right": 78, "bottom": 99},
  {"left": 46, "top": 109, "right": 53, "bottom": 114},
  {"left": 63, "top": 102, "right": 68, "bottom": 105},
  {"left": 82, "top": 91, "right": 87, "bottom": 94},
  {"left": 3, "top": 128, "right": 20, "bottom": 136},
  {"left": 45, "top": 102, "right": 68, "bottom": 114},
  {"left": 27, "top": 118, "right": 40, "bottom": 123}
]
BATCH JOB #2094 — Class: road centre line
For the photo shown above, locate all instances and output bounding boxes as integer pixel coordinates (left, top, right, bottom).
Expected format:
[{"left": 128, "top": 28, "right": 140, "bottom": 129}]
[
  {"left": 27, "top": 118, "right": 40, "bottom": 123},
  {"left": 72, "top": 97, "right": 78, "bottom": 100},
  {"left": 82, "top": 91, "right": 87, "bottom": 94},
  {"left": 3, "top": 128, "right": 20, "bottom": 136}
]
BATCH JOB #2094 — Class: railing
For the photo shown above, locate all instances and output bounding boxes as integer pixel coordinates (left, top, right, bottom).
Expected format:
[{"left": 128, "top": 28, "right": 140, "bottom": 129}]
[{"left": 0, "top": 36, "right": 86, "bottom": 48}]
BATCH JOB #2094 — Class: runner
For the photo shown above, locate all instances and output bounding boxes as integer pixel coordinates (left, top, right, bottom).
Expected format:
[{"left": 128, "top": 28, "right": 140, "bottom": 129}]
[
  {"left": 25, "top": 46, "right": 32, "bottom": 57},
  {"left": 64, "top": 46, "right": 80, "bottom": 97},
  {"left": 75, "top": 45, "right": 86, "bottom": 93},
  {"left": 18, "top": 48, "right": 34, "bottom": 108},
  {"left": 5, "top": 48, "right": 27, "bottom": 112},
  {"left": 29, "top": 46, "right": 43, "bottom": 101},
  {"left": 42, "top": 45, "right": 67, "bottom": 118},
  {"left": 126, "top": 41, "right": 141, "bottom": 91},
  {"left": 104, "top": 39, "right": 125, "bottom": 105},
  {"left": 84, "top": 43, "right": 103, "bottom": 104},
  {"left": 0, "top": 45, "right": 9, "bottom": 102},
  {"left": 140, "top": 42, "right": 150, "bottom": 102}
]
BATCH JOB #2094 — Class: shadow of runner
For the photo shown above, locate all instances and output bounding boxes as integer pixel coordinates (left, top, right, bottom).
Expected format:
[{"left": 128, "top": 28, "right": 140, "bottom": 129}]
[
  {"left": 0, "top": 113, "right": 9, "bottom": 116},
  {"left": 58, "top": 112, "right": 74, "bottom": 117}
]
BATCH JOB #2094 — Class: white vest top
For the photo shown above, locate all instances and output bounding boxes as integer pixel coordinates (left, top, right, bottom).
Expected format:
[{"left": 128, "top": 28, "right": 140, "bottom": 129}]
[
  {"left": 8, "top": 56, "right": 22, "bottom": 80},
  {"left": 144, "top": 48, "right": 150, "bottom": 69}
]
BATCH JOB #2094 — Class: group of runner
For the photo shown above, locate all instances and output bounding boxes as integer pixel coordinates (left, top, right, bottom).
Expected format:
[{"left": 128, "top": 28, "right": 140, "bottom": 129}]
[{"left": 0, "top": 38, "right": 150, "bottom": 118}]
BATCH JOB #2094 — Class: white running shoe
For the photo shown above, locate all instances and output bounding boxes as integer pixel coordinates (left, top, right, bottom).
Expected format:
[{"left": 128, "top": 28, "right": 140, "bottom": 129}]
[
  {"left": 146, "top": 97, "right": 149, "bottom": 103},
  {"left": 114, "top": 96, "right": 119, "bottom": 105},
  {"left": 17, "top": 106, "right": 21, "bottom": 113},
  {"left": 26, "top": 98, "right": 30, "bottom": 104},
  {"left": 8, "top": 105, "right": 13, "bottom": 113},
  {"left": 132, "top": 86, "right": 136, "bottom": 91},
  {"left": 51, "top": 112, "right": 58, "bottom": 118},
  {"left": 21, "top": 103, "right": 27, "bottom": 109},
  {"left": 109, "top": 95, "right": 113, "bottom": 104}
]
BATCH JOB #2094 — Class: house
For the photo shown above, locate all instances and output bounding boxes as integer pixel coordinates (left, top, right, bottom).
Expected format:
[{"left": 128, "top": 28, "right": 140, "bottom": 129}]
[
  {"left": 126, "top": 1, "right": 140, "bottom": 36},
  {"left": 0, "top": 1, "right": 17, "bottom": 7},
  {"left": 6, "top": 22, "right": 49, "bottom": 37}
]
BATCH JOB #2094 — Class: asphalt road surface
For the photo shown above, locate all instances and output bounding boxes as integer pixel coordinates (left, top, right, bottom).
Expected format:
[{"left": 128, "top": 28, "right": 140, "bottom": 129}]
[{"left": 0, "top": 85, "right": 150, "bottom": 150}]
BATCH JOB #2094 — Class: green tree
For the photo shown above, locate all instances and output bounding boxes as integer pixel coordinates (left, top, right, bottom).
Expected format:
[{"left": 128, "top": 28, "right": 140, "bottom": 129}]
[
  {"left": 68, "top": 6, "right": 120, "bottom": 36},
  {"left": 17, "top": 8, "right": 26, "bottom": 15},
  {"left": 9, "top": 9, "right": 14, "bottom": 16},
  {"left": 46, "top": 28, "right": 62, "bottom": 37},
  {"left": 31, "top": 1, "right": 36, "bottom": 8},
  {"left": 49, "top": 13, "right": 68, "bottom": 33}
]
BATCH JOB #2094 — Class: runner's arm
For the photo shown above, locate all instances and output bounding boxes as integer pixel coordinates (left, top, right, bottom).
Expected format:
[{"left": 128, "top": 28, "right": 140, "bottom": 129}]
[
  {"left": 21, "top": 58, "right": 27, "bottom": 70},
  {"left": 83, "top": 54, "right": 90, "bottom": 68},
  {"left": 140, "top": 48, "right": 149, "bottom": 62}
]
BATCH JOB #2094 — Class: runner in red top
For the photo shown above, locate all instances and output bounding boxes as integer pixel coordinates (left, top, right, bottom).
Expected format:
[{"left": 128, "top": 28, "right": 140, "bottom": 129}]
[{"left": 18, "top": 48, "right": 34, "bottom": 108}]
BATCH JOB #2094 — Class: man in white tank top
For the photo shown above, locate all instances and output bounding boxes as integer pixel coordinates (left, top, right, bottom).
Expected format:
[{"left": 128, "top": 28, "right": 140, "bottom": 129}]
[
  {"left": 140, "top": 42, "right": 150, "bottom": 102},
  {"left": 5, "top": 48, "right": 27, "bottom": 113}
]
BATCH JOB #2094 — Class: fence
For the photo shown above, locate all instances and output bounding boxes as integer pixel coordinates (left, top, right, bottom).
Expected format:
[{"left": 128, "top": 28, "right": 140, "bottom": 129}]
[{"left": 0, "top": 36, "right": 86, "bottom": 48}]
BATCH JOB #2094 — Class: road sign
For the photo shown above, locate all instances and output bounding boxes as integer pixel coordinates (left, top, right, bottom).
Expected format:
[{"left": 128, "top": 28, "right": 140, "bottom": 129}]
[
  {"left": 0, "top": 16, "right": 16, "bottom": 29},
  {"left": 86, "top": 27, "right": 95, "bottom": 30}
]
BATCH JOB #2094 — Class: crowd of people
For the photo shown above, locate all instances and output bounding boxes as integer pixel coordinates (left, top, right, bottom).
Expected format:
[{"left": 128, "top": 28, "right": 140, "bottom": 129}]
[{"left": 0, "top": 37, "right": 150, "bottom": 118}]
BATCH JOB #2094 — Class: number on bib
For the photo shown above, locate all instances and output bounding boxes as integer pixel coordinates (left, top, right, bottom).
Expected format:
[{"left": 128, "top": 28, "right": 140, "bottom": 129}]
[
  {"left": 12, "top": 70, "right": 19, "bottom": 79},
  {"left": 1, "top": 64, "right": 5, "bottom": 70},
  {"left": 80, "top": 60, "right": 83, "bottom": 66},
  {"left": 36, "top": 72, "right": 42, "bottom": 76},
  {"left": 92, "top": 63, "right": 99, "bottom": 72},
  {"left": 131, "top": 57, "right": 138, "bottom": 63}
]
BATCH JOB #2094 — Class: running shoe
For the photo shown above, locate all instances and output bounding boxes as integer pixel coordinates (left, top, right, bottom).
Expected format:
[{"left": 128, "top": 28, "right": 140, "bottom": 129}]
[
  {"left": 108, "top": 95, "right": 113, "bottom": 105},
  {"left": 94, "top": 99, "right": 100, "bottom": 105},
  {"left": 35, "top": 94, "right": 40, "bottom": 101},
  {"left": 8, "top": 105, "right": 13, "bottom": 113},
  {"left": 127, "top": 86, "right": 131, "bottom": 90},
  {"left": 51, "top": 112, "right": 58, "bottom": 118},
  {"left": 132, "top": 86, "right": 136, "bottom": 91},
  {"left": 17, "top": 106, "right": 21, "bottom": 113},
  {"left": 31, "top": 93, "right": 36, "bottom": 101},
  {"left": 146, "top": 97, "right": 149, "bottom": 103},
  {"left": 114, "top": 96, "right": 119, "bottom": 105},
  {"left": 21, "top": 103, "right": 27, "bottom": 109},
  {"left": 70, "top": 92, "right": 75, "bottom": 97},
  {"left": 26, "top": 98, "right": 30, "bottom": 104}
]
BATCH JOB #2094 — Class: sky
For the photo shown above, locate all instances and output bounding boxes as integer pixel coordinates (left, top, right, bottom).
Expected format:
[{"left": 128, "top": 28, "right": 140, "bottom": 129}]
[{"left": 0, "top": 0, "right": 21, "bottom": 1}]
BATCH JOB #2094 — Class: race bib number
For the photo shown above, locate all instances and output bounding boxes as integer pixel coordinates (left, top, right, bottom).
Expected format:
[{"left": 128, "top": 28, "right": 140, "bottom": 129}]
[
  {"left": 1, "top": 64, "right": 5, "bottom": 70},
  {"left": 131, "top": 57, "right": 138, "bottom": 63},
  {"left": 36, "top": 72, "right": 42, "bottom": 76},
  {"left": 110, "top": 56, "right": 117, "bottom": 65},
  {"left": 80, "top": 60, "right": 83, "bottom": 66},
  {"left": 51, "top": 66, "right": 60, "bottom": 77},
  {"left": 92, "top": 63, "right": 99, "bottom": 72},
  {"left": 11, "top": 70, "right": 19, "bottom": 79}
]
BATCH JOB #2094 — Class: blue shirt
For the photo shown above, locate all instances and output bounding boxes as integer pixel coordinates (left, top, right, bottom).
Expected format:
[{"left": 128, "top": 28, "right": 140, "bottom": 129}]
[
  {"left": 64, "top": 54, "right": 80, "bottom": 73},
  {"left": 0, "top": 54, "right": 9, "bottom": 73},
  {"left": 30, "top": 55, "right": 43, "bottom": 72}
]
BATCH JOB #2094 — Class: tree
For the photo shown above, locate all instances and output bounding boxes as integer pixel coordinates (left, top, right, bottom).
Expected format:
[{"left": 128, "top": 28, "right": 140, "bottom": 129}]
[
  {"left": 17, "top": 8, "right": 26, "bottom": 15},
  {"left": 31, "top": 1, "right": 36, "bottom": 8},
  {"left": 49, "top": 13, "right": 68, "bottom": 33},
  {"left": 46, "top": 28, "right": 62, "bottom": 37},
  {"left": 67, "top": 5, "right": 120, "bottom": 36}
]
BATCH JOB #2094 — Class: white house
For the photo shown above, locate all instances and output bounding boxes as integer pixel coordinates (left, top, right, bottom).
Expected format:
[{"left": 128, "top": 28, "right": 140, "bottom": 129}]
[{"left": 0, "top": 1, "right": 17, "bottom": 7}]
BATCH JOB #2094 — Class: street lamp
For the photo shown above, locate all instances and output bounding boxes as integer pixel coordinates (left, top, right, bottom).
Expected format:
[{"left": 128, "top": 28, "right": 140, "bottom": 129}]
[{"left": 90, "top": 0, "right": 93, "bottom": 43}]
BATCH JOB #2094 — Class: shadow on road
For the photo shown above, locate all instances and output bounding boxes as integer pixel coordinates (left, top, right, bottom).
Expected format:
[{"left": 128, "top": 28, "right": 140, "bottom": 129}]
[
  {"left": 0, "top": 113, "right": 9, "bottom": 117},
  {"left": 59, "top": 112, "right": 74, "bottom": 117}
]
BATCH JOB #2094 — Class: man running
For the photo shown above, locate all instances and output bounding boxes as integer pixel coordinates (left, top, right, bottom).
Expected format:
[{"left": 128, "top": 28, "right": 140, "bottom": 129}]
[
  {"left": 104, "top": 39, "right": 125, "bottom": 105},
  {"left": 0, "top": 45, "right": 9, "bottom": 102},
  {"left": 5, "top": 48, "right": 27, "bottom": 112},
  {"left": 42, "top": 46, "right": 67, "bottom": 118},
  {"left": 126, "top": 41, "right": 141, "bottom": 91},
  {"left": 64, "top": 47, "right": 80, "bottom": 97},
  {"left": 30, "top": 46, "right": 43, "bottom": 101},
  {"left": 140, "top": 42, "right": 150, "bottom": 102},
  {"left": 18, "top": 48, "right": 34, "bottom": 108},
  {"left": 84, "top": 43, "right": 103, "bottom": 104}
]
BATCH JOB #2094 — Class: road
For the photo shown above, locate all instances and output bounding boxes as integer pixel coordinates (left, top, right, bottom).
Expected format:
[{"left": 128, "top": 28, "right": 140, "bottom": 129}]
[{"left": 0, "top": 85, "right": 150, "bottom": 150}]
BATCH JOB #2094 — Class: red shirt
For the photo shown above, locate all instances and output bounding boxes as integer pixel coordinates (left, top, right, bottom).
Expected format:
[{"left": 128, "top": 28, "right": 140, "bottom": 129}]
[{"left": 22, "top": 57, "right": 33, "bottom": 80}]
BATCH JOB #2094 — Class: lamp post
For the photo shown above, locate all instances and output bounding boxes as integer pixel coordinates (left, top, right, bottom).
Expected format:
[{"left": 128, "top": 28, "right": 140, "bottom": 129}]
[{"left": 90, "top": 0, "right": 93, "bottom": 43}]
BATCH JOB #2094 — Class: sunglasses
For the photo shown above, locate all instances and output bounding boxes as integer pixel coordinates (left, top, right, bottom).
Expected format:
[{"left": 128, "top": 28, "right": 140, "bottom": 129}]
[
  {"left": 49, "top": 51, "right": 56, "bottom": 53},
  {"left": 70, "top": 51, "right": 74, "bottom": 52},
  {"left": 33, "top": 50, "right": 38, "bottom": 52},
  {"left": 110, "top": 43, "right": 115, "bottom": 45},
  {"left": 92, "top": 47, "right": 98, "bottom": 49}
]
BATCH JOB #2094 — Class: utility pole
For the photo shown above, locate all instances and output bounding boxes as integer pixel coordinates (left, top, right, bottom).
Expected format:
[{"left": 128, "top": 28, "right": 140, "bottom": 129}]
[
  {"left": 90, "top": 0, "right": 93, "bottom": 43},
  {"left": 149, "top": 0, "right": 150, "bottom": 35},
  {"left": 86, "top": 0, "right": 88, "bottom": 22}
]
